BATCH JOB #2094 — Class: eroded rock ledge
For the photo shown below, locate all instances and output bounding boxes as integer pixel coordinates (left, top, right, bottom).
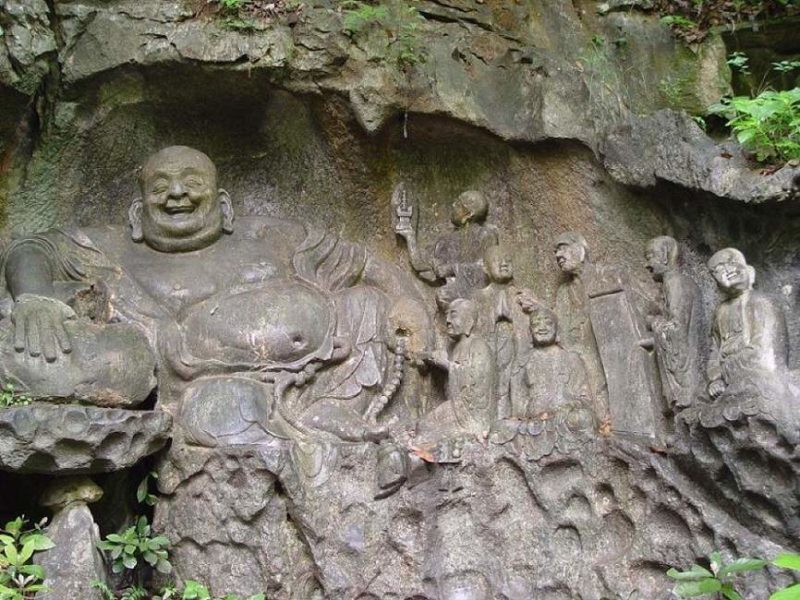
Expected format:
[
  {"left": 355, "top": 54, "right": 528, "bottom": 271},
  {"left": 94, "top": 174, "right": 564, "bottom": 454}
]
[{"left": 1, "top": 0, "right": 798, "bottom": 227}]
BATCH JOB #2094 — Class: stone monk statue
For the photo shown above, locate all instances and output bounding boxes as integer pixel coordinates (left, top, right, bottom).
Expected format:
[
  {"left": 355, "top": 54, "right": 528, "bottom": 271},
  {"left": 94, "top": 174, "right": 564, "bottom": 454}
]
[
  {"left": 706, "top": 248, "right": 797, "bottom": 419},
  {"left": 644, "top": 236, "right": 705, "bottom": 411},
  {"left": 395, "top": 188, "right": 499, "bottom": 309},
  {"left": 419, "top": 298, "right": 496, "bottom": 440},
  {"left": 0, "top": 146, "right": 429, "bottom": 447}
]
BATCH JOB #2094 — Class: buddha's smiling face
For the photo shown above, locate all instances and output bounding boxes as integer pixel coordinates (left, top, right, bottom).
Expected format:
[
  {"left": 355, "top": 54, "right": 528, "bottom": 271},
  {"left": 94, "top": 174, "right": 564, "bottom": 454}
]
[{"left": 134, "top": 146, "right": 231, "bottom": 253}]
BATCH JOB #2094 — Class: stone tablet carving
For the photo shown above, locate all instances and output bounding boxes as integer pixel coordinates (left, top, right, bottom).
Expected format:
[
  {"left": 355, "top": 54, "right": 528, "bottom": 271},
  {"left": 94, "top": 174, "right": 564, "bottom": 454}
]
[
  {"left": 644, "top": 236, "right": 705, "bottom": 412},
  {"left": 554, "top": 232, "right": 663, "bottom": 439}
]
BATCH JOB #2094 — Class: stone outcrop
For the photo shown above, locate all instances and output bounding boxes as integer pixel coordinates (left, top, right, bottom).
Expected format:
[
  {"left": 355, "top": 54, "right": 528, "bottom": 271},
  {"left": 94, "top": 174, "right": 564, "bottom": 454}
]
[{"left": 0, "top": 404, "right": 172, "bottom": 473}]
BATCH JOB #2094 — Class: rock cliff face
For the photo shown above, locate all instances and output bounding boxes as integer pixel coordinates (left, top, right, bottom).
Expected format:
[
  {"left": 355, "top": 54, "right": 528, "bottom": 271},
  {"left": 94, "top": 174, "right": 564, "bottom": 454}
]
[{"left": 1, "top": 1, "right": 800, "bottom": 599}]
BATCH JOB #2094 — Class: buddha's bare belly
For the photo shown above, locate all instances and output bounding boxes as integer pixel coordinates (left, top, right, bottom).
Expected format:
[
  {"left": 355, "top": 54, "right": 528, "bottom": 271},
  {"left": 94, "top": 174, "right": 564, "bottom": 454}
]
[{"left": 179, "top": 279, "right": 335, "bottom": 367}]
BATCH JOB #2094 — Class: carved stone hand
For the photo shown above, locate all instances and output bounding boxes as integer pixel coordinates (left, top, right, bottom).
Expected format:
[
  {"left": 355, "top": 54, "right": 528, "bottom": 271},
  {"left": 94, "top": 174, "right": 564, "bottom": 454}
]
[
  {"left": 708, "top": 379, "right": 726, "bottom": 399},
  {"left": 11, "top": 294, "right": 77, "bottom": 362}
]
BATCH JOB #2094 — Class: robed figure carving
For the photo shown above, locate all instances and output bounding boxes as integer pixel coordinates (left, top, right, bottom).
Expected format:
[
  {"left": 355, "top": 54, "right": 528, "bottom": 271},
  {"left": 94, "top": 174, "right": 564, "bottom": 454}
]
[
  {"left": 644, "top": 236, "right": 705, "bottom": 411},
  {"left": 706, "top": 248, "right": 798, "bottom": 422}
]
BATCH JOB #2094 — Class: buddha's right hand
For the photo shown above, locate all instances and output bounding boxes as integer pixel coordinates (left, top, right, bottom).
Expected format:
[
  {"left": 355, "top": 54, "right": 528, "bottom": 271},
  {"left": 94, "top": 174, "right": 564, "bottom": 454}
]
[{"left": 11, "top": 294, "right": 76, "bottom": 362}]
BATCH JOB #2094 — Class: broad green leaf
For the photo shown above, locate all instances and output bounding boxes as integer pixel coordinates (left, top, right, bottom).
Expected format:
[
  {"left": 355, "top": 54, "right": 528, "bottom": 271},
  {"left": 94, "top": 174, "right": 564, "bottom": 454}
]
[
  {"left": 674, "top": 578, "right": 723, "bottom": 597},
  {"left": 19, "top": 564, "right": 44, "bottom": 579},
  {"left": 4, "top": 545, "right": 17, "bottom": 567},
  {"left": 20, "top": 533, "right": 54, "bottom": 552},
  {"left": 720, "top": 583, "right": 743, "bottom": 600},
  {"left": 736, "top": 129, "right": 757, "bottom": 144},
  {"left": 771, "top": 583, "right": 800, "bottom": 600},
  {"left": 719, "top": 558, "right": 767, "bottom": 576},
  {"left": 667, "top": 565, "right": 715, "bottom": 581},
  {"left": 774, "top": 553, "right": 800, "bottom": 571},
  {"left": 122, "top": 554, "right": 137, "bottom": 569},
  {"left": 156, "top": 558, "right": 172, "bottom": 574},
  {"left": 151, "top": 536, "right": 171, "bottom": 547},
  {"left": 710, "top": 552, "right": 722, "bottom": 575},
  {"left": 18, "top": 539, "right": 35, "bottom": 564},
  {"left": 137, "top": 478, "right": 148, "bottom": 503},
  {"left": 183, "top": 580, "right": 210, "bottom": 599}
]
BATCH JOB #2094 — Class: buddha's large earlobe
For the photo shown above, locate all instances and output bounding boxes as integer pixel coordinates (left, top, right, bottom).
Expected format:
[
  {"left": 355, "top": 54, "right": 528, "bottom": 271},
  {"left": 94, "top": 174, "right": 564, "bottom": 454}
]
[
  {"left": 129, "top": 199, "right": 144, "bottom": 243},
  {"left": 747, "top": 265, "right": 756, "bottom": 288},
  {"left": 219, "top": 189, "right": 234, "bottom": 234}
]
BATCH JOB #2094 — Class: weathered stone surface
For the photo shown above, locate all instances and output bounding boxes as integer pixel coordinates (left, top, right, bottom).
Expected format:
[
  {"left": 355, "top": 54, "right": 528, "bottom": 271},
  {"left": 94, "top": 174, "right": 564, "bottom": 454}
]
[
  {"left": 0, "top": 4, "right": 799, "bottom": 597},
  {"left": 0, "top": 0, "right": 56, "bottom": 95},
  {"left": 675, "top": 408, "right": 800, "bottom": 549},
  {"left": 1, "top": 0, "right": 796, "bottom": 232},
  {"left": 601, "top": 109, "right": 800, "bottom": 204},
  {"left": 155, "top": 436, "right": 794, "bottom": 598},
  {"left": 36, "top": 500, "right": 106, "bottom": 600},
  {"left": 0, "top": 405, "right": 172, "bottom": 473}
]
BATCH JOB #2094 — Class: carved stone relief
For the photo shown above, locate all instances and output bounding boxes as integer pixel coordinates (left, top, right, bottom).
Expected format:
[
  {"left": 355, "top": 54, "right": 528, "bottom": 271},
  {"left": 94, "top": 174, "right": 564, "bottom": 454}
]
[{"left": 0, "top": 146, "right": 798, "bottom": 598}]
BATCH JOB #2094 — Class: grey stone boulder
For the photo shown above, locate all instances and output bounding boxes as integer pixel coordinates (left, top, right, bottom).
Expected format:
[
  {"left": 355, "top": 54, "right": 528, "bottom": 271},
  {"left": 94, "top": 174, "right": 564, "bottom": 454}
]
[{"left": 36, "top": 477, "right": 106, "bottom": 600}]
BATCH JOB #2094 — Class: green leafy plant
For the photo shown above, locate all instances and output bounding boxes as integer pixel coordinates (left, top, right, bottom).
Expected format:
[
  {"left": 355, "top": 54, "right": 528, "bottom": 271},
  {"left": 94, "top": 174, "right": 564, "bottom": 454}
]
[
  {"left": 341, "top": 0, "right": 390, "bottom": 34},
  {"left": 654, "top": 0, "right": 799, "bottom": 42},
  {"left": 92, "top": 581, "right": 149, "bottom": 600},
  {"left": 667, "top": 552, "right": 766, "bottom": 599},
  {"left": 97, "top": 516, "right": 171, "bottom": 579},
  {"left": 661, "top": 14, "right": 698, "bottom": 30},
  {"left": 667, "top": 551, "right": 800, "bottom": 599},
  {"left": 136, "top": 471, "right": 159, "bottom": 507},
  {"left": 773, "top": 60, "right": 800, "bottom": 74},
  {"left": 770, "top": 553, "right": 800, "bottom": 600},
  {"left": 0, "top": 517, "right": 54, "bottom": 600},
  {"left": 708, "top": 87, "right": 800, "bottom": 163},
  {"left": 211, "top": 0, "right": 300, "bottom": 31},
  {"left": 0, "top": 384, "right": 30, "bottom": 409},
  {"left": 340, "top": 0, "right": 426, "bottom": 68},
  {"left": 178, "top": 580, "right": 265, "bottom": 600},
  {"left": 727, "top": 51, "right": 751, "bottom": 76}
]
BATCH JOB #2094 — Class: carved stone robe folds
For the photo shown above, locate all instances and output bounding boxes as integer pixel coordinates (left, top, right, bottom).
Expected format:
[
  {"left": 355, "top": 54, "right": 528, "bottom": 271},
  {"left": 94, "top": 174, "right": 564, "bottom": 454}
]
[
  {"left": 652, "top": 271, "right": 705, "bottom": 409},
  {"left": 709, "top": 289, "right": 798, "bottom": 419},
  {"left": 446, "top": 333, "right": 496, "bottom": 435},
  {"left": 0, "top": 218, "right": 420, "bottom": 445},
  {"left": 473, "top": 283, "right": 530, "bottom": 418}
]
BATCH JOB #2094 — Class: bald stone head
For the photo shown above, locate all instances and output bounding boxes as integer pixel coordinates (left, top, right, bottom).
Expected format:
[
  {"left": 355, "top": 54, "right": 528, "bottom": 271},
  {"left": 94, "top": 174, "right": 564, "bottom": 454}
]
[
  {"left": 708, "top": 248, "right": 755, "bottom": 297},
  {"left": 483, "top": 244, "right": 513, "bottom": 284},
  {"left": 529, "top": 303, "right": 558, "bottom": 347},
  {"left": 645, "top": 236, "right": 679, "bottom": 282},
  {"left": 130, "top": 146, "right": 233, "bottom": 253},
  {"left": 451, "top": 190, "right": 489, "bottom": 227},
  {"left": 445, "top": 298, "right": 478, "bottom": 340},
  {"left": 554, "top": 232, "right": 589, "bottom": 276}
]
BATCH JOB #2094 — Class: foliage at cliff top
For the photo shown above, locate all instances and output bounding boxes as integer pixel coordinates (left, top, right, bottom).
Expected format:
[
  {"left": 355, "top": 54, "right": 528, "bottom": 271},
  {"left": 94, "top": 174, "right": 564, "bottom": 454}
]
[{"left": 655, "top": 0, "right": 800, "bottom": 42}]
